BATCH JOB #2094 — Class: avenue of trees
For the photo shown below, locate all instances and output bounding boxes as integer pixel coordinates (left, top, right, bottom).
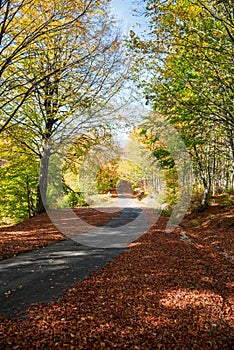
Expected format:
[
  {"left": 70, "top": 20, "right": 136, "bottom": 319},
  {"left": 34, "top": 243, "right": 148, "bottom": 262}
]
[{"left": 0, "top": 0, "right": 233, "bottom": 224}]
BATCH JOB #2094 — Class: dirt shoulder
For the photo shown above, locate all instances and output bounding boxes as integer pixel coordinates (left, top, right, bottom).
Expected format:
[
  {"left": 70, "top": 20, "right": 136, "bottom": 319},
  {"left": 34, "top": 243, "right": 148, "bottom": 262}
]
[{"left": 0, "top": 205, "right": 233, "bottom": 349}]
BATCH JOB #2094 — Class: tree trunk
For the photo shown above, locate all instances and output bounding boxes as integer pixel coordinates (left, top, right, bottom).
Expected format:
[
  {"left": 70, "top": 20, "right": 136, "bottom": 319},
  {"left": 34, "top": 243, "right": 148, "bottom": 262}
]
[
  {"left": 193, "top": 145, "right": 210, "bottom": 207},
  {"left": 229, "top": 132, "right": 234, "bottom": 190},
  {"left": 25, "top": 173, "right": 35, "bottom": 218},
  {"left": 36, "top": 150, "right": 50, "bottom": 214},
  {"left": 201, "top": 185, "right": 210, "bottom": 207}
]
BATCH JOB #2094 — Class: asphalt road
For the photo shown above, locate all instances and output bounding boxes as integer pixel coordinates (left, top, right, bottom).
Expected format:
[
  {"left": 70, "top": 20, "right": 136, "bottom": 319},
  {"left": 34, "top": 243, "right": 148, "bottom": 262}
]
[{"left": 0, "top": 206, "right": 142, "bottom": 318}]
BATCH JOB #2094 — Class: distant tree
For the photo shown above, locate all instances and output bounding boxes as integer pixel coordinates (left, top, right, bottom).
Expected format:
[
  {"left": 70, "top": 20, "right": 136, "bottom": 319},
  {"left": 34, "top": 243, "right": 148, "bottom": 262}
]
[{"left": 96, "top": 160, "right": 120, "bottom": 194}]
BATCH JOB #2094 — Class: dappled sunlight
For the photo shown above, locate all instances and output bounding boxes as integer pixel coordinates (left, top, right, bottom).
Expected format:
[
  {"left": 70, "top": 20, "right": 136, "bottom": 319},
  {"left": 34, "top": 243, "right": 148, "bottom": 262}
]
[
  {"left": 159, "top": 289, "right": 222, "bottom": 310},
  {"left": 128, "top": 241, "right": 142, "bottom": 247},
  {"left": 0, "top": 0, "right": 234, "bottom": 346},
  {"left": 0, "top": 208, "right": 119, "bottom": 260},
  {"left": 1, "top": 207, "right": 234, "bottom": 348}
]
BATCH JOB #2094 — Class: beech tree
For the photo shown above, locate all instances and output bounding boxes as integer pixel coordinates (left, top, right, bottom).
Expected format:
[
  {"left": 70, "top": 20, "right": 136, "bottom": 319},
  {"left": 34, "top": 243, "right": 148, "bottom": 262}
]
[
  {"left": 0, "top": 0, "right": 94, "bottom": 133},
  {"left": 129, "top": 0, "right": 234, "bottom": 206},
  {"left": 5, "top": 0, "right": 128, "bottom": 214}
]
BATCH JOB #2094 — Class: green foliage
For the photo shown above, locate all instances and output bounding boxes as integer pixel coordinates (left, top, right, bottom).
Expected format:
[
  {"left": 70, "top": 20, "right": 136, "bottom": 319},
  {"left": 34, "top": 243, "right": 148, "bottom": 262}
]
[
  {"left": 153, "top": 149, "right": 175, "bottom": 169},
  {"left": 1, "top": 0, "right": 128, "bottom": 216},
  {"left": 160, "top": 207, "right": 173, "bottom": 217},
  {"left": 0, "top": 141, "right": 39, "bottom": 224},
  {"left": 132, "top": 126, "right": 179, "bottom": 206},
  {"left": 96, "top": 161, "right": 119, "bottom": 193},
  {"left": 129, "top": 0, "right": 234, "bottom": 206},
  {"left": 66, "top": 191, "right": 87, "bottom": 208}
]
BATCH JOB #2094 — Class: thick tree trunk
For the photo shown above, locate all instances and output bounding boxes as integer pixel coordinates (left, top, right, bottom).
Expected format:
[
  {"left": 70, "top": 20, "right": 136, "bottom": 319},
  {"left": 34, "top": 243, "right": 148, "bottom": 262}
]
[{"left": 36, "top": 151, "right": 50, "bottom": 214}]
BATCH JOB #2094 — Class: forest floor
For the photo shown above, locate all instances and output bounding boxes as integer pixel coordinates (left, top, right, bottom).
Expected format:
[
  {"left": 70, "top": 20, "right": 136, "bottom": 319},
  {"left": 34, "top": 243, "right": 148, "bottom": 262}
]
[
  {"left": 0, "top": 208, "right": 119, "bottom": 260},
  {"left": 0, "top": 201, "right": 234, "bottom": 349}
]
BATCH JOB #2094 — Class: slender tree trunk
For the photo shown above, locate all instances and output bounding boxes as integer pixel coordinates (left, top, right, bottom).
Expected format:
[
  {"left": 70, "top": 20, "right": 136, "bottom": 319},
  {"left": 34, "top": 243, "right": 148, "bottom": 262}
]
[
  {"left": 201, "top": 185, "right": 210, "bottom": 207},
  {"left": 36, "top": 150, "right": 50, "bottom": 214},
  {"left": 25, "top": 173, "right": 32, "bottom": 218},
  {"left": 194, "top": 145, "right": 210, "bottom": 207},
  {"left": 228, "top": 129, "right": 234, "bottom": 190}
]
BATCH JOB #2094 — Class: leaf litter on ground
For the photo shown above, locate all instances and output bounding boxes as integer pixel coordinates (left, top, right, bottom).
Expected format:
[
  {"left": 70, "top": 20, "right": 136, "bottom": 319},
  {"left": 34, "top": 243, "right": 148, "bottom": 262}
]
[{"left": 0, "top": 205, "right": 233, "bottom": 349}]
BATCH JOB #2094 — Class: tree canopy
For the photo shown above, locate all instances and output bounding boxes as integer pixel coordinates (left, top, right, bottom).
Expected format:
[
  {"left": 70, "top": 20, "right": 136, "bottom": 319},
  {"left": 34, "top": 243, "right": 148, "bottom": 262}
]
[{"left": 129, "top": 0, "right": 234, "bottom": 206}]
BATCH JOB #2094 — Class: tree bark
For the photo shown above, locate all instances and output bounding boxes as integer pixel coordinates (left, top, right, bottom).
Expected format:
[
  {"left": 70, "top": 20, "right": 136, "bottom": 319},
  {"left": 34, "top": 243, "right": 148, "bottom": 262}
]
[
  {"left": 193, "top": 145, "right": 210, "bottom": 207},
  {"left": 227, "top": 128, "right": 234, "bottom": 190},
  {"left": 36, "top": 150, "right": 50, "bottom": 214}
]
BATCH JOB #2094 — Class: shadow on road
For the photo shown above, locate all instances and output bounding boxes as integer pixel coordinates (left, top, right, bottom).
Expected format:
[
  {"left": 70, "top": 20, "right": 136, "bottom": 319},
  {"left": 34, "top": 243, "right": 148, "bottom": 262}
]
[
  {"left": 0, "top": 180, "right": 156, "bottom": 318},
  {"left": 0, "top": 239, "right": 127, "bottom": 318}
]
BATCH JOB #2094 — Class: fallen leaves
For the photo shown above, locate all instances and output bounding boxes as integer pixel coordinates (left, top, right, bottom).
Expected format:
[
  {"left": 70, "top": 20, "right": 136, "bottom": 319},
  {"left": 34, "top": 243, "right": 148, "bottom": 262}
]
[
  {"left": 0, "top": 206, "right": 234, "bottom": 349},
  {"left": 0, "top": 208, "right": 119, "bottom": 260}
]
